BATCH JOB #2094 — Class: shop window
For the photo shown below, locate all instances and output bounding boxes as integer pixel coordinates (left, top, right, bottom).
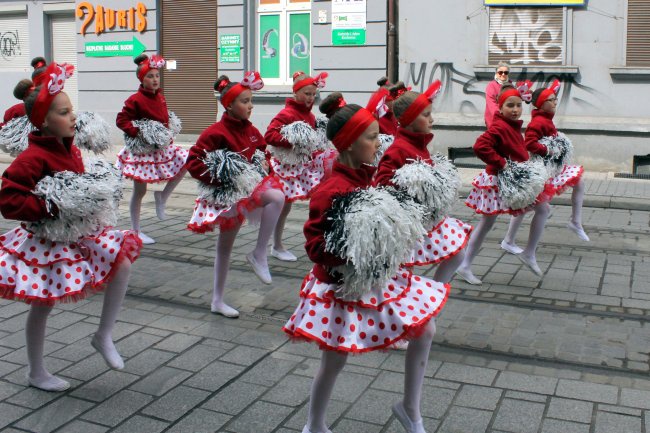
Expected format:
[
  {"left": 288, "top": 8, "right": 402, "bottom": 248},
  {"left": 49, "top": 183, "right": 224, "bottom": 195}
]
[
  {"left": 257, "top": 0, "right": 311, "bottom": 85},
  {"left": 488, "top": 7, "right": 565, "bottom": 66},
  {"left": 626, "top": 0, "right": 650, "bottom": 67}
]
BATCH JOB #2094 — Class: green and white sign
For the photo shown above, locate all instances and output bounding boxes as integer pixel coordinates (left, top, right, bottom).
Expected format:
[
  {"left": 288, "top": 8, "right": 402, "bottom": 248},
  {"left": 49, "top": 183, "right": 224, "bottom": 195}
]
[
  {"left": 84, "top": 36, "right": 146, "bottom": 58},
  {"left": 220, "top": 34, "right": 241, "bottom": 63},
  {"left": 259, "top": 14, "right": 280, "bottom": 79},
  {"left": 332, "top": 0, "right": 366, "bottom": 46},
  {"left": 289, "top": 13, "right": 310, "bottom": 76}
]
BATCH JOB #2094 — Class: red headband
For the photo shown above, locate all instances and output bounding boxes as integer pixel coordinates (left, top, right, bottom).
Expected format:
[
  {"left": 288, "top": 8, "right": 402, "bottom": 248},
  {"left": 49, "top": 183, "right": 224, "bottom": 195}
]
[
  {"left": 218, "top": 71, "right": 264, "bottom": 108},
  {"left": 398, "top": 80, "right": 442, "bottom": 127},
  {"left": 497, "top": 89, "right": 521, "bottom": 107},
  {"left": 331, "top": 108, "right": 376, "bottom": 152},
  {"left": 533, "top": 79, "right": 561, "bottom": 108},
  {"left": 366, "top": 88, "right": 390, "bottom": 119},
  {"left": 293, "top": 71, "right": 328, "bottom": 93},
  {"left": 29, "top": 62, "right": 74, "bottom": 129},
  {"left": 137, "top": 54, "right": 165, "bottom": 82}
]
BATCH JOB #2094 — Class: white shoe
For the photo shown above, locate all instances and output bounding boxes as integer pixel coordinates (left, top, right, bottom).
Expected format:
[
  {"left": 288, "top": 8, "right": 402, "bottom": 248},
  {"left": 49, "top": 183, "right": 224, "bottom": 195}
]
[
  {"left": 246, "top": 252, "right": 272, "bottom": 284},
  {"left": 211, "top": 302, "right": 240, "bottom": 318},
  {"left": 455, "top": 267, "right": 482, "bottom": 285},
  {"left": 27, "top": 373, "right": 70, "bottom": 392},
  {"left": 301, "top": 426, "right": 332, "bottom": 433},
  {"left": 91, "top": 335, "right": 125, "bottom": 370},
  {"left": 138, "top": 232, "right": 155, "bottom": 245},
  {"left": 271, "top": 248, "right": 297, "bottom": 262},
  {"left": 567, "top": 221, "right": 590, "bottom": 241},
  {"left": 500, "top": 240, "right": 523, "bottom": 254},
  {"left": 392, "top": 339, "right": 409, "bottom": 350},
  {"left": 516, "top": 253, "right": 543, "bottom": 277},
  {"left": 154, "top": 191, "right": 166, "bottom": 221},
  {"left": 392, "top": 402, "right": 427, "bottom": 433}
]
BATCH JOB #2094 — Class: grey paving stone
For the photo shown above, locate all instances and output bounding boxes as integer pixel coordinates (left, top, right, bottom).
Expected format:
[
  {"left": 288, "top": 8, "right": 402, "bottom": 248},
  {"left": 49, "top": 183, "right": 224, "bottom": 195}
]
[
  {"left": 495, "top": 371, "right": 558, "bottom": 395},
  {"left": 284, "top": 399, "right": 348, "bottom": 430},
  {"left": 556, "top": 379, "right": 619, "bottom": 404},
  {"left": 454, "top": 384, "right": 503, "bottom": 411},
  {"left": 262, "top": 374, "right": 312, "bottom": 407},
  {"left": 114, "top": 331, "right": 164, "bottom": 358},
  {"left": 329, "top": 370, "right": 375, "bottom": 403},
  {"left": 594, "top": 411, "right": 642, "bottom": 433},
  {"left": 492, "top": 399, "right": 545, "bottom": 433},
  {"left": 437, "top": 405, "right": 492, "bottom": 433},
  {"left": 203, "top": 381, "right": 268, "bottom": 415},
  {"left": 168, "top": 343, "right": 233, "bottom": 372},
  {"left": 232, "top": 328, "right": 289, "bottom": 351},
  {"left": 599, "top": 404, "right": 642, "bottom": 416},
  {"left": 541, "top": 419, "right": 590, "bottom": 433},
  {"left": 166, "top": 408, "right": 231, "bottom": 433},
  {"left": 81, "top": 389, "right": 153, "bottom": 427},
  {"left": 331, "top": 418, "right": 383, "bottom": 433},
  {"left": 55, "top": 420, "right": 109, "bottom": 433},
  {"left": 48, "top": 338, "right": 97, "bottom": 362},
  {"left": 0, "top": 402, "right": 31, "bottom": 430},
  {"left": 189, "top": 321, "right": 248, "bottom": 341},
  {"left": 6, "top": 386, "right": 61, "bottom": 409},
  {"left": 183, "top": 360, "right": 245, "bottom": 392},
  {"left": 347, "top": 389, "right": 400, "bottom": 425},
  {"left": 435, "top": 362, "right": 498, "bottom": 386},
  {"left": 58, "top": 353, "right": 109, "bottom": 381},
  {"left": 226, "top": 401, "right": 294, "bottom": 433},
  {"left": 505, "top": 390, "right": 548, "bottom": 403},
  {"left": 142, "top": 385, "right": 210, "bottom": 422},
  {"left": 153, "top": 333, "right": 202, "bottom": 352},
  {"left": 129, "top": 366, "right": 193, "bottom": 397},
  {"left": 15, "top": 397, "right": 93, "bottom": 433},
  {"left": 0, "top": 380, "right": 23, "bottom": 400},
  {"left": 219, "top": 345, "right": 269, "bottom": 366},
  {"left": 110, "top": 415, "right": 169, "bottom": 433},
  {"left": 46, "top": 322, "right": 97, "bottom": 345},
  {"left": 70, "top": 369, "right": 140, "bottom": 402},
  {"left": 148, "top": 314, "right": 206, "bottom": 333},
  {"left": 620, "top": 388, "right": 650, "bottom": 409},
  {"left": 385, "top": 416, "right": 439, "bottom": 433},
  {"left": 238, "top": 353, "right": 302, "bottom": 387},
  {"left": 122, "top": 348, "right": 175, "bottom": 375}
]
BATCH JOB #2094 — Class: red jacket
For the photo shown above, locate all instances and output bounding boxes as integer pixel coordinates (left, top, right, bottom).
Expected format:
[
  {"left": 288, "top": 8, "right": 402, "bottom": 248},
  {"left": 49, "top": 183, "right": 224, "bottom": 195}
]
[
  {"left": 474, "top": 112, "right": 529, "bottom": 175},
  {"left": 524, "top": 110, "right": 554, "bottom": 157},
  {"left": 378, "top": 111, "right": 398, "bottom": 135},
  {"left": 2, "top": 103, "right": 26, "bottom": 126},
  {"left": 116, "top": 86, "right": 169, "bottom": 138},
  {"left": 264, "top": 98, "right": 315, "bottom": 149},
  {"left": 374, "top": 128, "right": 433, "bottom": 186},
  {"left": 186, "top": 112, "right": 266, "bottom": 186},
  {"left": 305, "top": 161, "right": 376, "bottom": 283},
  {"left": 0, "top": 133, "right": 83, "bottom": 222},
  {"left": 484, "top": 80, "right": 502, "bottom": 127}
]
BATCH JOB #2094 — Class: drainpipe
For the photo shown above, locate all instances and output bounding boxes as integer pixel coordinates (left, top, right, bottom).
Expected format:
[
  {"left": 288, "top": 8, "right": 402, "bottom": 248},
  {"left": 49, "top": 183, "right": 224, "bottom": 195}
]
[{"left": 387, "top": 0, "right": 397, "bottom": 82}]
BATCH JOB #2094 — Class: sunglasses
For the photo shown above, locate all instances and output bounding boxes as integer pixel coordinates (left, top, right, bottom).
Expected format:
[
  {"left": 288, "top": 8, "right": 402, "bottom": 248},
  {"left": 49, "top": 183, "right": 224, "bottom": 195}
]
[{"left": 497, "top": 70, "right": 509, "bottom": 76}]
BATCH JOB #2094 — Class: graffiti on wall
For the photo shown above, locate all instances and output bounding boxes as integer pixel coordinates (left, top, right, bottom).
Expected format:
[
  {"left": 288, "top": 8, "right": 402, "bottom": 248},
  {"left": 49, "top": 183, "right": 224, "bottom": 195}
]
[
  {"left": 403, "top": 62, "right": 606, "bottom": 116},
  {"left": 489, "top": 8, "right": 563, "bottom": 65},
  {"left": 0, "top": 30, "right": 21, "bottom": 61}
]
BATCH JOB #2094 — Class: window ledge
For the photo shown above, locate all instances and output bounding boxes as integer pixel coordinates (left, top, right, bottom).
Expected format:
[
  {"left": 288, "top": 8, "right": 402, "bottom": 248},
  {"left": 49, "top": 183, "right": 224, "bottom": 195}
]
[
  {"left": 609, "top": 67, "right": 650, "bottom": 81},
  {"left": 473, "top": 65, "right": 579, "bottom": 79},
  {"left": 254, "top": 86, "right": 294, "bottom": 101}
]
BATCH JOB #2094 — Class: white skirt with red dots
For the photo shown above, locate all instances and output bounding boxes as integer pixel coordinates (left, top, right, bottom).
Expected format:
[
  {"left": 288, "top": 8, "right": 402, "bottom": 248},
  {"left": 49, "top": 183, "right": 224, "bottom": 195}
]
[
  {"left": 0, "top": 225, "right": 141, "bottom": 305},
  {"left": 270, "top": 149, "right": 338, "bottom": 202},
  {"left": 465, "top": 170, "right": 553, "bottom": 216},
  {"left": 403, "top": 217, "right": 473, "bottom": 267},
  {"left": 116, "top": 144, "right": 188, "bottom": 183},
  {"left": 283, "top": 268, "right": 449, "bottom": 353},
  {"left": 547, "top": 164, "right": 583, "bottom": 196},
  {"left": 187, "top": 175, "right": 283, "bottom": 233}
]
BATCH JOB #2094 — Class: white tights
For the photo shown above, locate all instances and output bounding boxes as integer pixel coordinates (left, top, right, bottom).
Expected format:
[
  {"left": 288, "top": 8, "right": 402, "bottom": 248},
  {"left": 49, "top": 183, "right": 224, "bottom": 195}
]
[
  {"left": 273, "top": 200, "right": 293, "bottom": 251},
  {"left": 129, "top": 170, "right": 186, "bottom": 232}
]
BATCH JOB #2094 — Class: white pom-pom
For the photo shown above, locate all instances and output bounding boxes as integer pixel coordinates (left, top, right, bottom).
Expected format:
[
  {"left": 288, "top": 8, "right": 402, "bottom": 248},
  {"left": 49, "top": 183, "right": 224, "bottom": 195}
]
[
  {"left": 27, "top": 159, "right": 123, "bottom": 243},
  {"left": 0, "top": 115, "right": 34, "bottom": 156},
  {"left": 325, "top": 187, "right": 426, "bottom": 299},
  {"left": 197, "top": 149, "right": 263, "bottom": 206},
  {"left": 313, "top": 116, "right": 333, "bottom": 152},
  {"left": 270, "top": 121, "right": 319, "bottom": 165},
  {"left": 74, "top": 111, "right": 111, "bottom": 155},
  {"left": 392, "top": 155, "right": 461, "bottom": 224},
  {"left": 372, "top": 134, "right": 394, "bottom": 166},
  {"left": 497, "top": 159, "right": 547, "bottom": 210},
  {"left": 124, "top": 119, "right": 173, "bottom": 155},
  {"left": 538, "top": 132, "right": 574, "bottom": 177},
  {"left": 168, "top": 111, "right": 182, "bottom": 137}
]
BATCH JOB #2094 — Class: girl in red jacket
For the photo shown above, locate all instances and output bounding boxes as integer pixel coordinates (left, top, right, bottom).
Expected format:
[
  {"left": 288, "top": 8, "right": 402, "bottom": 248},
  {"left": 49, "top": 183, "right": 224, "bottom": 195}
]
[
  {"left": 264, "top": 71, "right": 335, "bottom": 262},
  {"left": 374, "top": 81, "right": 472, "bottom": 283},
  {"left": 0, "top": 63, "right": 141, "bottom": 391},
  {"left": 116, "top": 54, "right": 188, "bottom": 245},
  {"left": 458, "top": 84, "right": 552, "bottom": 283},
  {"left": 186, "top": 72, "right": 284, "bottom": 317},
  {"left": 284, "top": 94, "right": 449, "bottom": 433},
  {"left": 501, "top": 81, "right": 588, "bottom": 251}
]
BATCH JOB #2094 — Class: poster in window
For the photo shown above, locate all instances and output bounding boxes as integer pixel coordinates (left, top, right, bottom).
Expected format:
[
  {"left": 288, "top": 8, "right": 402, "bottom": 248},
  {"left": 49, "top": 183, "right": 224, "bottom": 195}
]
[
  {"left": 289, "top": 13, "right": 310, "bottom": 76},
  {"left": 259, "top": 14, "right": 280, "bottom": 79}
]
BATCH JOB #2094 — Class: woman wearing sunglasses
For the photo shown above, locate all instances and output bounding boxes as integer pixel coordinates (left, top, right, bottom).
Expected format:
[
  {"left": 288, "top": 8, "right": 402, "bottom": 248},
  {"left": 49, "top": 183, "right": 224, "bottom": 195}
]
[{"left": 485, "top": 62, "right": 511, "bottom": 128}]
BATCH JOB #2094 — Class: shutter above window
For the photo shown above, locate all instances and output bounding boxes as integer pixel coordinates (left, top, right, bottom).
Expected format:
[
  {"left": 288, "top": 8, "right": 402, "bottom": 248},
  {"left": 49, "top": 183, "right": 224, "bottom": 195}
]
[
  {"left": 627, "top": 0, "right": 650, "bottom": 67},
  {"left": 488, "top": 7, "right": 564, "bottom": 66},
  {"left": 0, "top": 13, "right": 30, "bottom": 70}
]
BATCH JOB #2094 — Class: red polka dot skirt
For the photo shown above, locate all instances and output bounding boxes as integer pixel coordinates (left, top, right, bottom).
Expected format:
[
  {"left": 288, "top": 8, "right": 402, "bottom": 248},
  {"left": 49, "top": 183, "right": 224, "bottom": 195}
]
[
  {"left": 464, "top": 170, "right": 552, "bottom": 216},
  {"left": 403, "top": 217, "right": 473, "bottom": 267},
  {"left": 116, "top": 145, "right": 188, "bottom": 183},
  {"left": 546, "top": 164, "right": 583, "bottom": 197},
  {"left": 270, "top": 149, "right": 338, "bottom": 202},
  {"left": 187, "top": 175, "right": 283, "bottom": 234},
  {"left": 0, "top": 226, "right": 141, "bottom": 305},
  {"left": 283, "top": 268, "right": 449, "bottom": 353}
]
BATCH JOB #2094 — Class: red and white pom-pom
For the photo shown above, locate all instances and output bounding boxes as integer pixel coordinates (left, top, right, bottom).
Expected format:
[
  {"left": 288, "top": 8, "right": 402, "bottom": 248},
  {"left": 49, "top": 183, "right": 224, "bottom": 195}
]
[
  {"left": 548, "top": 79, "right": 561, "bottom": 94},
  {"left": 241, "top": 71, "right": 264, "bottom": 90},
  {"left": 149, "top": 55, "right": 166, "bottom": 69},
  {"left": 424, "top": 80, "right": 442, "bottom": 102},
  {"left": 313, "top": 72, "right": 329, "bottom": 88},
  {"left": 516, "top": 80, "right": 533, "bottom": 102},
  {"left": 47, "top": 63, "right": 74, "bottom": 95}
]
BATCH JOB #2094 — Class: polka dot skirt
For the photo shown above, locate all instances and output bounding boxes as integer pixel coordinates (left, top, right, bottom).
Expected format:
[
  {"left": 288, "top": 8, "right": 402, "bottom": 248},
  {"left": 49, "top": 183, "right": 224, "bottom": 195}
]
[
  {"left": 270, "top": 149, "right": 337, "bottom": 202},
  {"left": 547, "top": 164, "right": 583, "bottom": 197},
  {"left": 283, "top": 268, "right": 449, "bottom": 353},
  {"left": 0, "top": 226, "right": 141, "bottom": 305},
  {"left": 187, "top": 175, "right": 283, "bottom": 234},
  {"left": 403, "top": 217, "right": 473, "bottom": 267},
  {"left": 116, "top": 145, "right": 188, "bottom": 183}
]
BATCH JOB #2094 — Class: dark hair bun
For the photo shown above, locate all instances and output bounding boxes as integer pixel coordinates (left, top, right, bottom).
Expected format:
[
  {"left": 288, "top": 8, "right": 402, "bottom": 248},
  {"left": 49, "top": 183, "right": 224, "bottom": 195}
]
[
  {"left": 30, "top": 57, "right": 47, "bottom": 69},
  {"left": 377, "top": 76, "right": 390, "bottom": 87},
  {"left": 214, "top": 75, "right": 230, "bottom": 92},
  {"left": 319, "top": 92, "right": 345, "bottom": 118},
  {"left": 531, "top": 88, "right": 545, "bottom": 106},
  {"left": 388, "top": 81, "right": 407, "bottom": 99},
  {"left": 133, "top": 54, "right": 148, "bottom": 65},
  {"left": 13, "top": 79, "right": 34, "bottom": 100}
]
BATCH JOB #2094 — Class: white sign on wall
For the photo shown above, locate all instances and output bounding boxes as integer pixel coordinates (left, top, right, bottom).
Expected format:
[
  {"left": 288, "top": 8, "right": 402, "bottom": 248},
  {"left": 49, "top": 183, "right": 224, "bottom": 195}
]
[{"left": 331, "top": 0, "right": 366, "bottom": 46}]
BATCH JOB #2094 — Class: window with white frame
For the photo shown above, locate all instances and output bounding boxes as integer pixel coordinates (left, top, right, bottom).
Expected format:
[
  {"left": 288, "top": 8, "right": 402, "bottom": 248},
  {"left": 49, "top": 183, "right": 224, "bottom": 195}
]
[
  {"left": 488, "top": 7, "right": 565, "bottom": 66},
  {"left": 257, "top": 0, "right": 311, "bottom": 85}
]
